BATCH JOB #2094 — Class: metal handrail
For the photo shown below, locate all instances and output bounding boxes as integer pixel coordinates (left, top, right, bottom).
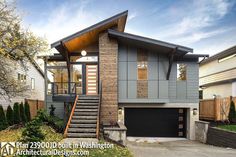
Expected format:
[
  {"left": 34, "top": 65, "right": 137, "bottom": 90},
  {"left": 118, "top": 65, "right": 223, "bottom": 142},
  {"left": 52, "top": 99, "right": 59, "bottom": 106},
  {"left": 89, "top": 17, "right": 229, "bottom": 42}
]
[
  {"left": 96, "top": 80, "right": 102, "bottom": 139},
  {"left": 51, "top": 82, "right": 81, "bottom": 95}
]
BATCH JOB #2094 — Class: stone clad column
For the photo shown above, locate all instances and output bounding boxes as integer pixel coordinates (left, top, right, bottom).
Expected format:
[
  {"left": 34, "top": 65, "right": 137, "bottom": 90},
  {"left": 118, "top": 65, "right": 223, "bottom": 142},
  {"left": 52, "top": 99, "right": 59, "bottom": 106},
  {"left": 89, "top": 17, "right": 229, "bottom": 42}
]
[{"left": 99, "top": 32, "right": 118, "bottom": 124}]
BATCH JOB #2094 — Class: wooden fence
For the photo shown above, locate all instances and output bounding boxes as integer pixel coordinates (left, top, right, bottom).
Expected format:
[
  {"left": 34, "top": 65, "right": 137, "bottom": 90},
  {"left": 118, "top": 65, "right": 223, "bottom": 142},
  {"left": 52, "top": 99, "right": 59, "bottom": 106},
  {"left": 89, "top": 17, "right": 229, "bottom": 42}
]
[
  {"left": 199, "top": 96, "right": 236, "bottom": 121},
  {"left": 25, "top": 99, "right": 45, "bottom": 119}
]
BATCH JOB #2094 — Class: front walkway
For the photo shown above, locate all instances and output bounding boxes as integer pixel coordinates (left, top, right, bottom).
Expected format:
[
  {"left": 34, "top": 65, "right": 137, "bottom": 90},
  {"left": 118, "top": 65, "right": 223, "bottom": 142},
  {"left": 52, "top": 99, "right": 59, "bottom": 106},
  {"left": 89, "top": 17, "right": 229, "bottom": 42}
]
[{"left": 127, "top": 138, "right": 236, "bottom": 157}]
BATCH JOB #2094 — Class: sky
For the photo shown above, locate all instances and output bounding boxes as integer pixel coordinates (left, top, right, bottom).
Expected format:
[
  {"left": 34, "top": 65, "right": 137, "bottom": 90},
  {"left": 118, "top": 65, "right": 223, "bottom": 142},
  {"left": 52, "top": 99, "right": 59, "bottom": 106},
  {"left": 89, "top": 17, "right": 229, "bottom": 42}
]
[{"left": 17, "top": 0, "right": 236, "bottom": 56}]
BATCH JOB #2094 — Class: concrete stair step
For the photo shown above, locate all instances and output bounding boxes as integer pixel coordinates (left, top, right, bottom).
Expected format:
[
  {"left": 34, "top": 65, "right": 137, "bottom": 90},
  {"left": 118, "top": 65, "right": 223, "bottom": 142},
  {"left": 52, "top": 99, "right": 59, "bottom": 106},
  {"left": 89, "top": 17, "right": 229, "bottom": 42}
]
[
  {"left": 78, "top": 100, "right": 99, "bottom": 103},
  {"left": 76, "top": 105, "right": 98, "bottom": 109},
  {"left": 72, "top": 116, "right": 97, "bottom": 120},
  {"left": 78, "top": 96, "right": 99, "bottom": 100},
  {"left": 70, "top": 124, "right": 97, "bottom": 128},
  {"left": 68, "top": 128, "right": 96, "bottom": 133},
  {"left": 67, "top": 133, "right": 96, "bottom": 138},
  {"left": 74, "top": 109, "right": 98, "bottom": 112},
  {"left": 73, "top": 112, "right": 97, "bottom": 116},
  {"left": 77, "top": 102, "right": 99, "bottom": 106},
  {"left": 71, "top": 119, "right": 97, "bottom": 124}
]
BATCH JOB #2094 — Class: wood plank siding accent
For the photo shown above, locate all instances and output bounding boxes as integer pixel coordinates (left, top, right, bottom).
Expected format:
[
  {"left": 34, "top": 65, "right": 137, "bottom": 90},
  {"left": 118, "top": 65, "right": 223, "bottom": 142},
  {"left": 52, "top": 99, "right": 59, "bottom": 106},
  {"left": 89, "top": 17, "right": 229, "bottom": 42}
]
[
  {"left": 86, "top": 65, "right": 98, "bottom": 95},
  {"left": 99, "top": 32, "right": 118, "bottom": 123},
  {"left": 200, "top": 68, "right": 236, "bottom": 86}
]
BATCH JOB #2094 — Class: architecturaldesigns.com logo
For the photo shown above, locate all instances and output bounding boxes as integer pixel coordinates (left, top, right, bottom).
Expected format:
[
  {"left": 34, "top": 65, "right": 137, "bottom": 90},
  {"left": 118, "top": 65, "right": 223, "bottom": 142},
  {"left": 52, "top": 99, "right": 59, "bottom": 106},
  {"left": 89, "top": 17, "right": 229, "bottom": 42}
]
[{"left": 0, "top": 142, "right": 15, "bottom": 156}]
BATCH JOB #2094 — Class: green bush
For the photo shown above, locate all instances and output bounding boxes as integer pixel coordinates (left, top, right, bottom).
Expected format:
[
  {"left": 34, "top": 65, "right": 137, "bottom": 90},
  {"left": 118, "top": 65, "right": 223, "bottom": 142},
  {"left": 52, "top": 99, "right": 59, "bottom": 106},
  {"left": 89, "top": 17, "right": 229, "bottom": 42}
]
[
  {"left": 37, "top": 110, "right": 64, "bottom": 133},
  {"left": 22, "top": 117, "right": 44, "bottom": 143},
  {"left": 6, "top": 105, "right": 14, "bottom": 125},
  {"left": 229, "top": 101, "right": 236, "bottom": 122},
  {"left": 13, "top": 102, "right": 21, "bottom": 124},
  {"left": 24, "top": 102, "right": 31, "bottom": 122},
  {"left": 37, "top": 109, "right": 49, "bottom": 122},
  {"left": 19, "top": 102, "right": 27, "bottom": 123},
  {"left": 0, "top": 105, "right": 8, "bottom": 130},
  {"left": 48, "top": 116, "right": 64, "bottom": 133}
]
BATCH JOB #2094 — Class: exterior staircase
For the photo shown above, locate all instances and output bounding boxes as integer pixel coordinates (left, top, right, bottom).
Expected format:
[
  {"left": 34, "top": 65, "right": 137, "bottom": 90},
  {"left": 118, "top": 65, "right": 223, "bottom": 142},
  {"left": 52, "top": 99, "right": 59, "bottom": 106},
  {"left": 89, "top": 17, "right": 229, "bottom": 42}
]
[{"left": 65, "top": 95, "right": 100, "bottom": 138}]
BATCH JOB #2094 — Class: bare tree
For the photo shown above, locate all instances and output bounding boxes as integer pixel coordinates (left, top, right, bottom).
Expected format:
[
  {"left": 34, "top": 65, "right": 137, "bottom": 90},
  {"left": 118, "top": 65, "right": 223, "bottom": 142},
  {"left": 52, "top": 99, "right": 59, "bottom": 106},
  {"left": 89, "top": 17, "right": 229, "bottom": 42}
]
[{"left": 0, "top": 0, "right": 48, "bottom": 99}]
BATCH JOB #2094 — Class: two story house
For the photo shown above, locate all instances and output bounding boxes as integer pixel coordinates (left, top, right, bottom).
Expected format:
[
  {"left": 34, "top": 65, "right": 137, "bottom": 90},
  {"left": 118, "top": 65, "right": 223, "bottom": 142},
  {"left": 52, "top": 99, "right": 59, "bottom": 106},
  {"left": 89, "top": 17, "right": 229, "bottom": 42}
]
[
  {"left": 0, "top": 57, "right": 45, "bottom": 109},
  {"left": 200, "top": 45, "right": 236, "bottom": 99},
  {"left": 43, "top": 11, "right": 207, "bottom": 140}
]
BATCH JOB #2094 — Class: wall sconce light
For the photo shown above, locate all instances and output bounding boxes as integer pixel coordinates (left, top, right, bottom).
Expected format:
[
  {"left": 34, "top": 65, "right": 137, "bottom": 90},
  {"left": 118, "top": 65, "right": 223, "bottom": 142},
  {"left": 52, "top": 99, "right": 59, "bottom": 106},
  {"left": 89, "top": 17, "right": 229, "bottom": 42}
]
[
  {"left": 193, "top": 108, "right": 198, "bottom": 115},
  {"left": 81, "top": 50, "right": 87, "bottom": 56},
  {"left": 213, "top": 94, "right": 216, "bottom": 99}
]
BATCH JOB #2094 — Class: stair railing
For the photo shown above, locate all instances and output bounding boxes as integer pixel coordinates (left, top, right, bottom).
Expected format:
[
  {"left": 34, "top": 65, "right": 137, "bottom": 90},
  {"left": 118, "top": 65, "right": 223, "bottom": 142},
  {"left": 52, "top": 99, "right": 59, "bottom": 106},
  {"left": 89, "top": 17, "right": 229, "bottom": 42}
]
[
  {"left": 64, "top": 95, "right": 79, "bottom": 137},
  {"left": 96, "top": 80, "right": 102, "bottom": 139}
]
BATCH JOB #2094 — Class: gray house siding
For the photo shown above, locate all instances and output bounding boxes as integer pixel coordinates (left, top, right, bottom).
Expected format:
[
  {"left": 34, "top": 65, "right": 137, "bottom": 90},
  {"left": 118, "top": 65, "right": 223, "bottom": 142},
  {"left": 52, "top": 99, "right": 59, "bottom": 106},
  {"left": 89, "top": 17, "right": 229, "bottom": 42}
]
[
  {"left": 118, "top": 43, "right": 199, "bottom": 103},
  {"left": 46, "top": 96, "right": 64, "bottom": 119}
]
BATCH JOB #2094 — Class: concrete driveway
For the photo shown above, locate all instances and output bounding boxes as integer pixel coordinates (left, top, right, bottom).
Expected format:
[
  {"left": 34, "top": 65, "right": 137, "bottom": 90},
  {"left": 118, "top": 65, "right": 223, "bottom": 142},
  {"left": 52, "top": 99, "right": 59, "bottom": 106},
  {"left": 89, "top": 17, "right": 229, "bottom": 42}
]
[{"left": 127, "top": 138, "right": 236, "bottom": 157}]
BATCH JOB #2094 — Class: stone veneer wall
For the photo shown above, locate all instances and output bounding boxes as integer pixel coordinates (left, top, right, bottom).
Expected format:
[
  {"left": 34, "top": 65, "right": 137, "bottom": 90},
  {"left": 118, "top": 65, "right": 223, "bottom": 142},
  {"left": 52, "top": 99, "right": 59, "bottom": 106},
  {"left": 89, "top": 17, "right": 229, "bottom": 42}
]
[
  {"left": 99, "top": 32, "right": 118, "bottom": 124},
  {"left": 137, "top": 80, "right": 148, "bottom": 98}
]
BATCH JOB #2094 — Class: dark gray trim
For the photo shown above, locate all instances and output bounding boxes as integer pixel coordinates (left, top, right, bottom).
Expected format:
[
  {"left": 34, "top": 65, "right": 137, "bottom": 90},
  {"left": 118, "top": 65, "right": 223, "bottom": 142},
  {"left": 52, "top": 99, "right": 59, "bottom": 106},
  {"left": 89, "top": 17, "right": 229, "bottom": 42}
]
[
  {"left": 51, "top": 10, "right": 128, "bottom": 48},
  {"left": 108, "top": 29, "right": 193, "bottom": 53},
  {"left": 82, "top": 63, "right": 86, "bottom": 95},
  {"left": 200, "top": 45, "right": 236, "bottom": 65}
]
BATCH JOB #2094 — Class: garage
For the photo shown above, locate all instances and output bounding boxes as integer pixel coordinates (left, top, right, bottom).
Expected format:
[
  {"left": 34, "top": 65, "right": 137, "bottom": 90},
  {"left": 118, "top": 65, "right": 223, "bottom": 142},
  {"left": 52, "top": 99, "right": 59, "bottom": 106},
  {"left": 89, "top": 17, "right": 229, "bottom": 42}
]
[{"left": 125, "top": 108, "right": 186, "bottom": 137}]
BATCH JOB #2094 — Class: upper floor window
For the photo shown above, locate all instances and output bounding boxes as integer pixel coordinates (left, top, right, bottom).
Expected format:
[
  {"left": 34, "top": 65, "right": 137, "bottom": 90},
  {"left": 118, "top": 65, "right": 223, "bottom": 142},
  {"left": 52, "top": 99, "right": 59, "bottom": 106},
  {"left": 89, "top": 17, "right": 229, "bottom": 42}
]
[
  {"left": 18, "top": 73, "right": 26, "bottom": 82},
  {"left": 137, "top": 48, "right": 148, "bottom": 80},
  {"left": 177, "top": 63, "right": 187, "bottom": 81},
  {"left": 31, "top": 78, "right": 35, "bottom": 90},
  {"left": 218, "top": 53, "right": 236, "bottom": 63}
]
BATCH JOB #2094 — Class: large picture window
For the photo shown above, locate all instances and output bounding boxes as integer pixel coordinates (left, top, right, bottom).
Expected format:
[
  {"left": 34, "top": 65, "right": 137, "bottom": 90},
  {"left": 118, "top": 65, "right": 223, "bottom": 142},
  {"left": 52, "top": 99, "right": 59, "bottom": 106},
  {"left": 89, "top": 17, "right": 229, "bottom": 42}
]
[{"left": 137, "top": 48, "right": 148, "bottom": 80}]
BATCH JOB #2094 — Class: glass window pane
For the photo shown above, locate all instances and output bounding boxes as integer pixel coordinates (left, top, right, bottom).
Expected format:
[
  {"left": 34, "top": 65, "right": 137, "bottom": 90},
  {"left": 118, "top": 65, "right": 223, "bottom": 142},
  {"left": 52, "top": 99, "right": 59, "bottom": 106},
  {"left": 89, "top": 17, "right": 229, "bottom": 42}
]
[
  {"left": 137, "top": 62, "right": 148, "bottom": 80},
  {"left": 177, "top": 63, "right": 187, "bottom": 81}
]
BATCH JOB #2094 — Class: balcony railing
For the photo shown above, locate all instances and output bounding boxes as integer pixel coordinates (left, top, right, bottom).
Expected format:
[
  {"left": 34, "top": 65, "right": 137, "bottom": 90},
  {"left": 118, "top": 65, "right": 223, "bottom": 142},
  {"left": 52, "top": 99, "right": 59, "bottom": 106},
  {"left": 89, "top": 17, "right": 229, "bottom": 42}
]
[{"left": 51, "top": 82, "right": 82, "bottom": 96}]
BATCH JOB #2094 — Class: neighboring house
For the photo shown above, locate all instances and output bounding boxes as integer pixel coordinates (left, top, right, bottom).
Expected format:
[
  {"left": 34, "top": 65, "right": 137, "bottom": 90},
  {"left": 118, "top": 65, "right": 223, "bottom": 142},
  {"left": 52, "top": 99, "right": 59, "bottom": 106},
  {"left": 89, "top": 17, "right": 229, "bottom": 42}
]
[
  {"left": 0, "top": 57, "right": 45, "bottom": 109},
  {"left": 44, "top": 11, "right": 207, "bottom": 140},
  {"left": 199, "top": 45, "right": 236, "bottom": 99}
]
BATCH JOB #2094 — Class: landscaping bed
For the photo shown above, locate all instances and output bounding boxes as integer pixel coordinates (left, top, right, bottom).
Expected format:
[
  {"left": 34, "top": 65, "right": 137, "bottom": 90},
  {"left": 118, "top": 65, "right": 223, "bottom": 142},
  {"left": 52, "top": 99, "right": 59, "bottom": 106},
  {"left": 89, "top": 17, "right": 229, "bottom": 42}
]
[{"left": 217, "top": 125, "right": 236, "bottom": 133}]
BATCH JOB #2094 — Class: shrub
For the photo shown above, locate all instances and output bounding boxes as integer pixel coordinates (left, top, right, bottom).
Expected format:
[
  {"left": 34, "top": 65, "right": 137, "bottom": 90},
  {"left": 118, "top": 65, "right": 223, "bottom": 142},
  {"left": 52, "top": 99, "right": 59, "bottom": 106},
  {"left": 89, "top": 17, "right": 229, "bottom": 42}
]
[
  {"left": 49, "top": 104, "right": 56, "bottom": 116},
  {"left": 48, "top": 116, "right": 64, "bottom": 133},
  {"left": 229, "top": 101, "right": 236, "bottom": 122},
  {"left": 0, "top": 105, "right": 8, "bottom": 130},
  {"left": 24, "top": 102, "right": 31, "bottom": 122},
  {"left": 37, "top": 110, "right": 64, "bottom": 133},
  {"left": 37, "top": 109, "right": 49, "bottom": 122},
  {"left": 19, "top": 102, "right": 27, "bottom": 123},
  {"left": 22, "top": 117, "right": 44, "bottom": 143},
  {"left": 6, "top": 105, "right": 14, "bottom": 125},
  {"left": 13, "top": 102, "right": 21, "bottom": 124}
]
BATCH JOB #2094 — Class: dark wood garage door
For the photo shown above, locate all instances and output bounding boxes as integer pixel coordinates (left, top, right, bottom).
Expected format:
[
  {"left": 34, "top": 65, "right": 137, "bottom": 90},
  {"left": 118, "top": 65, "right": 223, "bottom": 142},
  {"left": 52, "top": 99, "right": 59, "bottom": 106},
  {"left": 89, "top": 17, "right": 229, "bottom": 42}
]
[{"left": 125, "top": 108, "right": 186, "bottom": 137}]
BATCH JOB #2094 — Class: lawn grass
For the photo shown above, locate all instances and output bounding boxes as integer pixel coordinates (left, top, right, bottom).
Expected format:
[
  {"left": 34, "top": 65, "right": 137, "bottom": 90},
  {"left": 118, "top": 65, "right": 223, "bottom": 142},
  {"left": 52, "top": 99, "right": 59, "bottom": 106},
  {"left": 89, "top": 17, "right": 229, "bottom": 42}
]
[
  {"left": 0, "top": 125, "right": 133, "bottom": 157},
  {"left": 217, "top": 125, "right": 236, "bottom": 132},
  {"left": 0, "top": 125, "right": 63, "bottom": 142}
]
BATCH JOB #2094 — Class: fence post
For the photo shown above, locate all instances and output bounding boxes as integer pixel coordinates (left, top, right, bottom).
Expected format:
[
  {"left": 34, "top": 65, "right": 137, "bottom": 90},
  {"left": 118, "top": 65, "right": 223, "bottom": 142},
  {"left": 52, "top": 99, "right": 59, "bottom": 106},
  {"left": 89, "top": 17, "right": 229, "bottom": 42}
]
[{"left": 214, "top": 97, "right": 219, "bottom": 121}]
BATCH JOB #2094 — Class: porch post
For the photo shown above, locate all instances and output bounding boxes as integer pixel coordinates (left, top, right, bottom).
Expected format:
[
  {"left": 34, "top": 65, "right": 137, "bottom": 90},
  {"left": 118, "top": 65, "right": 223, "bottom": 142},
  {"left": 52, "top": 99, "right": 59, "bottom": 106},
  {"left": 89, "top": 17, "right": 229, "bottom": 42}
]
[{"left": 44, "top": 57, "right": 48, "bottom": 110}]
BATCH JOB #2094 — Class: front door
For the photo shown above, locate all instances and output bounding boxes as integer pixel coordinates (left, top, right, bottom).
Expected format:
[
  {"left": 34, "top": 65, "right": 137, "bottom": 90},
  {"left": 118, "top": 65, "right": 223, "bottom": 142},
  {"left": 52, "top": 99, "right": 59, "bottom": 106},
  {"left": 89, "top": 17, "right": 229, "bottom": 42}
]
[{"left": 86, "top": 65, "right": 98, "bottom": 95}]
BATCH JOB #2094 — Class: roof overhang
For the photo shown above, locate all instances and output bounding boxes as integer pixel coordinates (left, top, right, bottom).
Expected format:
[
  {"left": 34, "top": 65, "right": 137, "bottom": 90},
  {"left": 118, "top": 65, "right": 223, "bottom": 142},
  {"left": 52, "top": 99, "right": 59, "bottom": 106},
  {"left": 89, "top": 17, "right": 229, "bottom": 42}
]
[
  {"left": 108, "top": 29, "right": 193, "bottom": 56},
  {"left": 51, "top": 10, "right": 128, "bottom": 54},
  {"left": 200, "top": 45, "right": 236, "bottom": 65}
]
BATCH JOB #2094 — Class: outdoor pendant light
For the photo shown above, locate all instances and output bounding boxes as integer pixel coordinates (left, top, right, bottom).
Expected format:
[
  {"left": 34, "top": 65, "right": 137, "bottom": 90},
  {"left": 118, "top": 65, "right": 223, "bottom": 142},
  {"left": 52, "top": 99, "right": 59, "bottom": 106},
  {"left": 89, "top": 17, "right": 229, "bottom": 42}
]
[{"left": 81, "top": 50, "right": 87, "bottom": 56}]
